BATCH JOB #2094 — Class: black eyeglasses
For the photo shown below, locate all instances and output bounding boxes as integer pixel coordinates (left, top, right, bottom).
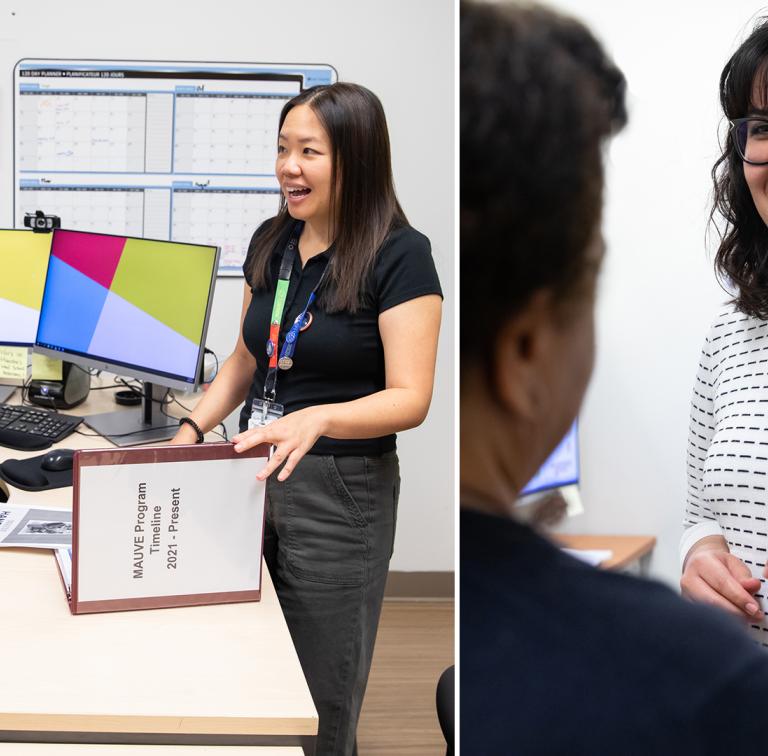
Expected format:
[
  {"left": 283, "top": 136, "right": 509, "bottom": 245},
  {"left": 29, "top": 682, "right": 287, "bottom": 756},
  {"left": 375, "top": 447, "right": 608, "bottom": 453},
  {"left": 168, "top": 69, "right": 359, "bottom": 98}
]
[{"left": 730, "top": 117, "right": 768, "bottom": 165}]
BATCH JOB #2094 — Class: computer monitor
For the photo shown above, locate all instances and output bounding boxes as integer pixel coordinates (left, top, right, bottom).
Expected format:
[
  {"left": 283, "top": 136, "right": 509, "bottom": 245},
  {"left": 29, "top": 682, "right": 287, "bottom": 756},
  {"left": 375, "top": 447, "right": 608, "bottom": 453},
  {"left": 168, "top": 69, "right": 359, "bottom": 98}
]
[
  {"left": 0, "top": 229, "right": 53, "bottom": 347},
  {"left": 0, "top": 229, "right": 53, "bottom": 403},
  {"left": 35, "top": 229, "right": 219, "bottom": 445},
  {"left": 521, "top": 421, "right": 579, "bottom": 496}
]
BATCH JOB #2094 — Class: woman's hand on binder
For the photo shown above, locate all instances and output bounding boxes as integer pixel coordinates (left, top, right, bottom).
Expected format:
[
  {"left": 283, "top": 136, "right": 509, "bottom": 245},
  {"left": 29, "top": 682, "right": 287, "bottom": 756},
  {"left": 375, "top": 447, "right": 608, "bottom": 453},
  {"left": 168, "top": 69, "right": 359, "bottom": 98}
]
[{"left": 232, "top": 406, "right": 328, "bottom": 481}]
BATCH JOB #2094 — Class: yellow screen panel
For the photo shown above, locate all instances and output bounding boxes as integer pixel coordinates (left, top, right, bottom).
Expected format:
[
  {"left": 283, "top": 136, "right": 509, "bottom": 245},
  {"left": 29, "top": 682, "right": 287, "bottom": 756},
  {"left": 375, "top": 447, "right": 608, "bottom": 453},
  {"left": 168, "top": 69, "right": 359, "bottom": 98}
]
[{"left": 0, "top": 230, "right": 52, "bottom": 346}]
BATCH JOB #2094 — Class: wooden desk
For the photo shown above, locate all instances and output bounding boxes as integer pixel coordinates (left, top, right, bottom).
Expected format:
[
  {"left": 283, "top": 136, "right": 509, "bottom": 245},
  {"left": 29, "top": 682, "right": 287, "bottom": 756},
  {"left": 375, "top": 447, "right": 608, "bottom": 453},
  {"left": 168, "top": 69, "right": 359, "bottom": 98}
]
[
  {"left": 0, "top": 380, "right": 318, "bottom": 751},
  {"left": 556, "top": 534, "right": 657, "bottom": 573}
]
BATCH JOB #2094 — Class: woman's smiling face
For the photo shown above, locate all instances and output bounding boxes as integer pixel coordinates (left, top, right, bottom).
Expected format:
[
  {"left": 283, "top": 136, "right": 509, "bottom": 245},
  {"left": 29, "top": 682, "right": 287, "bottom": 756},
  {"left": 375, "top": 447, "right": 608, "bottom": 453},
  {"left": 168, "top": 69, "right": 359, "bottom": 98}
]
[
  {"left": 742, "top": 77, "right": 768, "bottom": 226},
  {"left": 276, "top": 104, "right": 335, "bottom": 229}
]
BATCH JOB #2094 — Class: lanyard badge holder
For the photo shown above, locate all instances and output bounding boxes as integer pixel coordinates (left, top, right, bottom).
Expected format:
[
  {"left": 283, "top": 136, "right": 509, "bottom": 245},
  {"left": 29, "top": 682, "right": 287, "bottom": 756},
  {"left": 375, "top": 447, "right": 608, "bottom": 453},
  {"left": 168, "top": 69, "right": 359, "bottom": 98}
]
[
  {"left": 248, "top": 223, "right": 328, "bottom": 429},
  {"left": 248, "top": 227, "right": 298, "bottom": 429},
  {"left": 249, "top": 399, "right": 283, "bottom": 429}
]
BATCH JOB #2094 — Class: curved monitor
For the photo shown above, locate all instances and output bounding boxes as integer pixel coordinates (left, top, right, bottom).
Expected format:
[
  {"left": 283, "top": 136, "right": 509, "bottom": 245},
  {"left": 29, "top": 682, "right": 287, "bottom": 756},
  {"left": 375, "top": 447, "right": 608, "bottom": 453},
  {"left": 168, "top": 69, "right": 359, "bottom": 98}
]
[
  {"left": 35, "top": 229, "right": 219, "bottom": 392},
  {"left": 0, "top": 229, "right": 53, "bottom": 347}
]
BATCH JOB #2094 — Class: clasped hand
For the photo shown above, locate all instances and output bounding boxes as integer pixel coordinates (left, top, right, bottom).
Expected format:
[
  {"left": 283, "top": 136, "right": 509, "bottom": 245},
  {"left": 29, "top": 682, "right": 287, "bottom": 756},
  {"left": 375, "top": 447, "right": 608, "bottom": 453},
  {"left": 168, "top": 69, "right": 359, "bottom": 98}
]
[
  {"left": 231, "top": 405, "right": 328, "bottom": 481},
  {"left": 681, "top": 549, "right": 763, "bottom": 622}
]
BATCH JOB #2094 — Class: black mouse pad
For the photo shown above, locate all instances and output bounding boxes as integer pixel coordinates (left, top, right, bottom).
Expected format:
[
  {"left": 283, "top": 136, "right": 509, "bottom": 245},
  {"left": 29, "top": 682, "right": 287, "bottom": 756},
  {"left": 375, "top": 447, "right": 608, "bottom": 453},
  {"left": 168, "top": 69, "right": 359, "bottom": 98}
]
[{"left": 0, "top": 454, "right": 73, "bottom": 492}]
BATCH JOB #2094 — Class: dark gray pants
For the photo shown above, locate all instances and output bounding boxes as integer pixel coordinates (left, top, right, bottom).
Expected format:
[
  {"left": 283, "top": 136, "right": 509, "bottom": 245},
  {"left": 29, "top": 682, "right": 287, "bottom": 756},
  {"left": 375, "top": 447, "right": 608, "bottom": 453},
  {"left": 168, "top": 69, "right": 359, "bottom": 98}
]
[{"left": 264, "top": 451, "right": 400, "bottom": 756}]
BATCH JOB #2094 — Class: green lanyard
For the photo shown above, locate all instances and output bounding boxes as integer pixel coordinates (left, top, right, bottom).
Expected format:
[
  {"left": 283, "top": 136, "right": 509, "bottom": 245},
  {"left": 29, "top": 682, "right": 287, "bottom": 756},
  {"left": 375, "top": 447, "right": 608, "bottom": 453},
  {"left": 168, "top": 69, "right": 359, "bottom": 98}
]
[{"left": 263, "top": 222, "right": 301, "bottom": 402}]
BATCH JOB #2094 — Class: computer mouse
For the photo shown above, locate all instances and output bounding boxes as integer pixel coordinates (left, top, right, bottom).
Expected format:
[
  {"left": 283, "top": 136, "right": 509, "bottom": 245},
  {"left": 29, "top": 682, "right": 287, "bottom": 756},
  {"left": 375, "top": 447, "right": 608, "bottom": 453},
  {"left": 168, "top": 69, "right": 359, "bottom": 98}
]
[{"left": 40, "top": 449, "right": 75, "bottom": 472}]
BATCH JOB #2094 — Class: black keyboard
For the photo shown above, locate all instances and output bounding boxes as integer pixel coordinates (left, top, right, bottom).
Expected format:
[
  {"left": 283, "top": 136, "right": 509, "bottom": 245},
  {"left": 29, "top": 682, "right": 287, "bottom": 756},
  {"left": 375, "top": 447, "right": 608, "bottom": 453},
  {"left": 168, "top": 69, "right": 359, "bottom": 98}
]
[{"left": 0, "top": 404, "right": 83, "bottom": 451}]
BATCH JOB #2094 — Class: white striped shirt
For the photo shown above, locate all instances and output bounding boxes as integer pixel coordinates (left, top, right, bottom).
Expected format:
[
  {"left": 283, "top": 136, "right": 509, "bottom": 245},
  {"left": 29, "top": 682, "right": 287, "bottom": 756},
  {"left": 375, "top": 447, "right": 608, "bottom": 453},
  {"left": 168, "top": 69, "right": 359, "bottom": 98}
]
[{"left": 684, "top": 304, "right": 768, "bottom": 647}]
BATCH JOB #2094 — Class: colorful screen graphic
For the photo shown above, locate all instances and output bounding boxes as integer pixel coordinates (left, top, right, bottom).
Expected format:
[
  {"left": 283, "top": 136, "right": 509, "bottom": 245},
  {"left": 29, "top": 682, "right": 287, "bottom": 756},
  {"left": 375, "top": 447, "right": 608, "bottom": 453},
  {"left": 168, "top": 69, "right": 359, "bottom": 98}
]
[
  {"left": 0, "top": 230, "right": 53, "bottom": 346},
  {"left": 521, "top": 421, "right": 579, "bottom": 496},
  {"left": 36, "top": 230, "right": 217, "bottom": 384}
]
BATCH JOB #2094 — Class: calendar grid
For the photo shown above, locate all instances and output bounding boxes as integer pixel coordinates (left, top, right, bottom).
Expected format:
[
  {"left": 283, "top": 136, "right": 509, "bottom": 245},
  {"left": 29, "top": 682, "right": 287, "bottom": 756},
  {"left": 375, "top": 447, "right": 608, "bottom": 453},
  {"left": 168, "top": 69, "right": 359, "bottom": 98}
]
[{"left": 14, "top": 60, "right": 336, "bottom": 275}]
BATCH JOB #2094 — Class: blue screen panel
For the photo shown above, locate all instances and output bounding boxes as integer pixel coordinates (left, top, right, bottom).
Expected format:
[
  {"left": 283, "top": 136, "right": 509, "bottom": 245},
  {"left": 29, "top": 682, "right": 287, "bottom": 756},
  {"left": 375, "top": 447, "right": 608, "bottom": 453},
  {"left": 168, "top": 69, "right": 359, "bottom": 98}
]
[
  {"left": 521, "top": 421, "right": 579, "bottom": 496},
  {"left": 36, "top": 255, "right": 108, "bottom": 353}
]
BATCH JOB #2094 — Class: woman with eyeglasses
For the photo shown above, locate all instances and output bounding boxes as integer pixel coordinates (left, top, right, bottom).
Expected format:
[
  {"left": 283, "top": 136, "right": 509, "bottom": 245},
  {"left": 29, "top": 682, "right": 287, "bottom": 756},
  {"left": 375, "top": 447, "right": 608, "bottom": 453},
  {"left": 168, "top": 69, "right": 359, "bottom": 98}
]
[{"left": 682, "top": 21, "right": 768, "bottom": 645}]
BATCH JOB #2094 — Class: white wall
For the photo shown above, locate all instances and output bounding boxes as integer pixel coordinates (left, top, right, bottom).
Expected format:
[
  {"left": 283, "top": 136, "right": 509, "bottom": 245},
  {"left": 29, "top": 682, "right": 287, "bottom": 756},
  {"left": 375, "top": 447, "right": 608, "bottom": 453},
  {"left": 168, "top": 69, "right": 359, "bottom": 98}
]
[
  {"left": 1, "top": 0, "right": 454, "bottom": 572},
  {"left": 547, "top": 1, "right": 767, "bottom": 586}
]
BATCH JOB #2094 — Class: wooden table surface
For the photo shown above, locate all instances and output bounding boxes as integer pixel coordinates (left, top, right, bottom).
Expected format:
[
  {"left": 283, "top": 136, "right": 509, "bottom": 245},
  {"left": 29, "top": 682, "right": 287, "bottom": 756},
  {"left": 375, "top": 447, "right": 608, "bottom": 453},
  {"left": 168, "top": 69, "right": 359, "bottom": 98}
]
[
  {"left": 0, "top": 378, "right": 317, "bottom": 745},
  {"left": 556, "top": 534, "right": 657, "bottom": 571}
]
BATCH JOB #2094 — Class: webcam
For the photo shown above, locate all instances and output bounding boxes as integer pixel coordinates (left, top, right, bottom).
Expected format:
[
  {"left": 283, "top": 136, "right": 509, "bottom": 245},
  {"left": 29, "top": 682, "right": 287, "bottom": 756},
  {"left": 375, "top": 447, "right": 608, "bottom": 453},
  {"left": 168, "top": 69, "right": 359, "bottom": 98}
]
[{"left": 24, "top": 210, "right": 61, "bottom": 233}]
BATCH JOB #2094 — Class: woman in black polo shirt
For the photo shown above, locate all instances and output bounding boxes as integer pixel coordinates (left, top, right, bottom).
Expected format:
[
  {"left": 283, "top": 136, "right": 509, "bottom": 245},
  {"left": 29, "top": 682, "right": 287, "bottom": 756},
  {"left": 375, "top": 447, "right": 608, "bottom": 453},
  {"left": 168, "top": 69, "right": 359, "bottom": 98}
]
[{"left": 172, "top": 82, "right": 442, "bottom": 756}]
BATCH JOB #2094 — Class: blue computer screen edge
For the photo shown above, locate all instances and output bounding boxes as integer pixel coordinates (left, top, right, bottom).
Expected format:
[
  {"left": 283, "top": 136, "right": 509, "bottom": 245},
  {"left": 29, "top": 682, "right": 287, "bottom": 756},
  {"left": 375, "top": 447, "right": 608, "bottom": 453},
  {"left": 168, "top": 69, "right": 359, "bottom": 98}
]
[{"left": 519, "top": 419, "right": 580, "bottom": 496}]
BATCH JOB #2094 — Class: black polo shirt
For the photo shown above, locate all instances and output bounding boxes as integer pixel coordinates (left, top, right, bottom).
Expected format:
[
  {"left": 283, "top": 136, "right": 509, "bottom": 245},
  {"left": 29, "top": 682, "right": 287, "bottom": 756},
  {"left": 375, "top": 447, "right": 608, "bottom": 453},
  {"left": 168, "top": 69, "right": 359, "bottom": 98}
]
[{"left": 239, "top": 219, "right": 442, "bottom": 456}]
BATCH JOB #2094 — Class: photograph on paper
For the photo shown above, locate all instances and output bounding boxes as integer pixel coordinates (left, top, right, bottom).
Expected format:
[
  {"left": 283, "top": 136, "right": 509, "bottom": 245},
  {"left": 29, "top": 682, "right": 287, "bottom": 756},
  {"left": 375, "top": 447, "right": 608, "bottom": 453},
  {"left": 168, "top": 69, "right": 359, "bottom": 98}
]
[{"left": 0, "top": 505, "right": 72, "bottom": 548}]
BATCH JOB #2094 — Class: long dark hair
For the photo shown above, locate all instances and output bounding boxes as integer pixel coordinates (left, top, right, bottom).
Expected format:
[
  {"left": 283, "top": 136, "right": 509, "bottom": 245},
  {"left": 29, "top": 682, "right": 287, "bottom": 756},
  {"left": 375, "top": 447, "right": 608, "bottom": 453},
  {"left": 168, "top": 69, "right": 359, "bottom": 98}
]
[
  {"left": 247, "top": 82, "right": 407, "bottom": 312},
  {"left": 712, "top": 19, "right": 768, "bottom": 319}
]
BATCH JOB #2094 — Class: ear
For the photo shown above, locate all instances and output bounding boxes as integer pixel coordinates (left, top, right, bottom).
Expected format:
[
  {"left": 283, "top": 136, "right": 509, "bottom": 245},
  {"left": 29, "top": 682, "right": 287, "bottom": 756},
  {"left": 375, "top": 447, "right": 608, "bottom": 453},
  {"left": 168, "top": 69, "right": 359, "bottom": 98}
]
[{"left": 493, "top": 289, "right": 558, "bottom": 420}]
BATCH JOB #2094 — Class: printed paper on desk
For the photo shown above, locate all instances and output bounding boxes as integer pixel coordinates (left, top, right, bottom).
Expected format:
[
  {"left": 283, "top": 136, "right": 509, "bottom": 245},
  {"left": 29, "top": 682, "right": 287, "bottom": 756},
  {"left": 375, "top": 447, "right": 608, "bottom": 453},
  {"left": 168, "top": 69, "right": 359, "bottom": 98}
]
[
  {"left": 0, "top": 504, "right": 71, "bottom": 549},
  {"left": 69, "top": 443, "right": 269, "bottom": 614}
]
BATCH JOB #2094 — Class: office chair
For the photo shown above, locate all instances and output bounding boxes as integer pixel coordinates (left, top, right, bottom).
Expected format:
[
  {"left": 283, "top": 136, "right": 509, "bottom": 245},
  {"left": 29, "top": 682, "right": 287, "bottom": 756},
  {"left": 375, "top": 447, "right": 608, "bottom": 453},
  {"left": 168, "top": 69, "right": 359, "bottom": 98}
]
[{"left": 436, "top": 664, "right": 454, "bottom": 755}]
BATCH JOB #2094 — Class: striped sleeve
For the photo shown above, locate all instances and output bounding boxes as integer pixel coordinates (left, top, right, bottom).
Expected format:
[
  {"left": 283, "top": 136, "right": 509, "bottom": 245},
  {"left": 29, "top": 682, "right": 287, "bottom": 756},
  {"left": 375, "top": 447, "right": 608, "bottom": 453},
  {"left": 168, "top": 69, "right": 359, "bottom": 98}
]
[{"left": 680, "top": 326, "right": 723, "bottom": 570}]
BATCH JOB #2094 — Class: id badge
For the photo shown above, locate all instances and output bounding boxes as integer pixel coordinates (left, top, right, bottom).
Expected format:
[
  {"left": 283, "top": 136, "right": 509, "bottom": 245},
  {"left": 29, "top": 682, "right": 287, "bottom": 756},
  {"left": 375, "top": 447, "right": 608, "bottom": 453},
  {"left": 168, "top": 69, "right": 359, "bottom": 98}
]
[{"left": 248, "top": 398, "right": 284, "bottom": 429}]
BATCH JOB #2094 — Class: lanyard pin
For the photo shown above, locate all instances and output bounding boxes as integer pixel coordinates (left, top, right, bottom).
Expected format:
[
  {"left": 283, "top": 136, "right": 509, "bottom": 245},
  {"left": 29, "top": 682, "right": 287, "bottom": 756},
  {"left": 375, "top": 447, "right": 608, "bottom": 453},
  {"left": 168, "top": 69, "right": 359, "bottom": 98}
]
[{"left": 300, "top": 311, "right": 313, "bottom": 332}]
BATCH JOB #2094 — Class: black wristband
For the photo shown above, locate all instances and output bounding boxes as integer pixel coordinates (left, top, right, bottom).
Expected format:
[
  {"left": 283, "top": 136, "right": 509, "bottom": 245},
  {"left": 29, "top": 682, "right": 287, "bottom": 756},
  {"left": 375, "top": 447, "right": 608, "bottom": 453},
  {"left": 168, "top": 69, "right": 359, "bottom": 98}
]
[{"left": 178, "top": 416, "right": 204, "bottom": 444}]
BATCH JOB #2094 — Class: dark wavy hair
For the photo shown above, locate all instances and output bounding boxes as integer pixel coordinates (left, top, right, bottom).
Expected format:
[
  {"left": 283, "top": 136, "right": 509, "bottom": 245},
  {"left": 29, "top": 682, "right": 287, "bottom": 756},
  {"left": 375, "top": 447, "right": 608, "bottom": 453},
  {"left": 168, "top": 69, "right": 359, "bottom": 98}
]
[
  {"left": 712, "top": 19, "right": 768, "bottom": 319},
  {"left": 246, "top": 82, "right": 407, "bottom": 313},
  {"left": 460, "top": 1, "right": 626, "bottom": 371}
]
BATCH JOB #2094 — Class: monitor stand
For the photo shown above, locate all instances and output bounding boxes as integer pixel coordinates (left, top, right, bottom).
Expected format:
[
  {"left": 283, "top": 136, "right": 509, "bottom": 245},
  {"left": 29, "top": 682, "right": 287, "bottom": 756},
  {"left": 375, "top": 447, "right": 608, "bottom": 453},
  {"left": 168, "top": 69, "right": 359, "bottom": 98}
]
[
  {"left": 0, "top": 384, "right": 17, "bottom": 404},
  {"left": 83, "top": 382, "right": 179, "bottom": 447}
]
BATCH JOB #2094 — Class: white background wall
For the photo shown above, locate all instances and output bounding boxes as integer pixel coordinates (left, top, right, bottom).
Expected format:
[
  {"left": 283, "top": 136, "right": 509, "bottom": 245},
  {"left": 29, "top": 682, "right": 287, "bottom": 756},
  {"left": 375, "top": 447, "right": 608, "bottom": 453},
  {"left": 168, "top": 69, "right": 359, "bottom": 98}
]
[
  {"left": 548, "top": 1, "right": 768, "bottom": 585},
  {"left": 0, "top": 0, "right": 454, "bottom": 572}
]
